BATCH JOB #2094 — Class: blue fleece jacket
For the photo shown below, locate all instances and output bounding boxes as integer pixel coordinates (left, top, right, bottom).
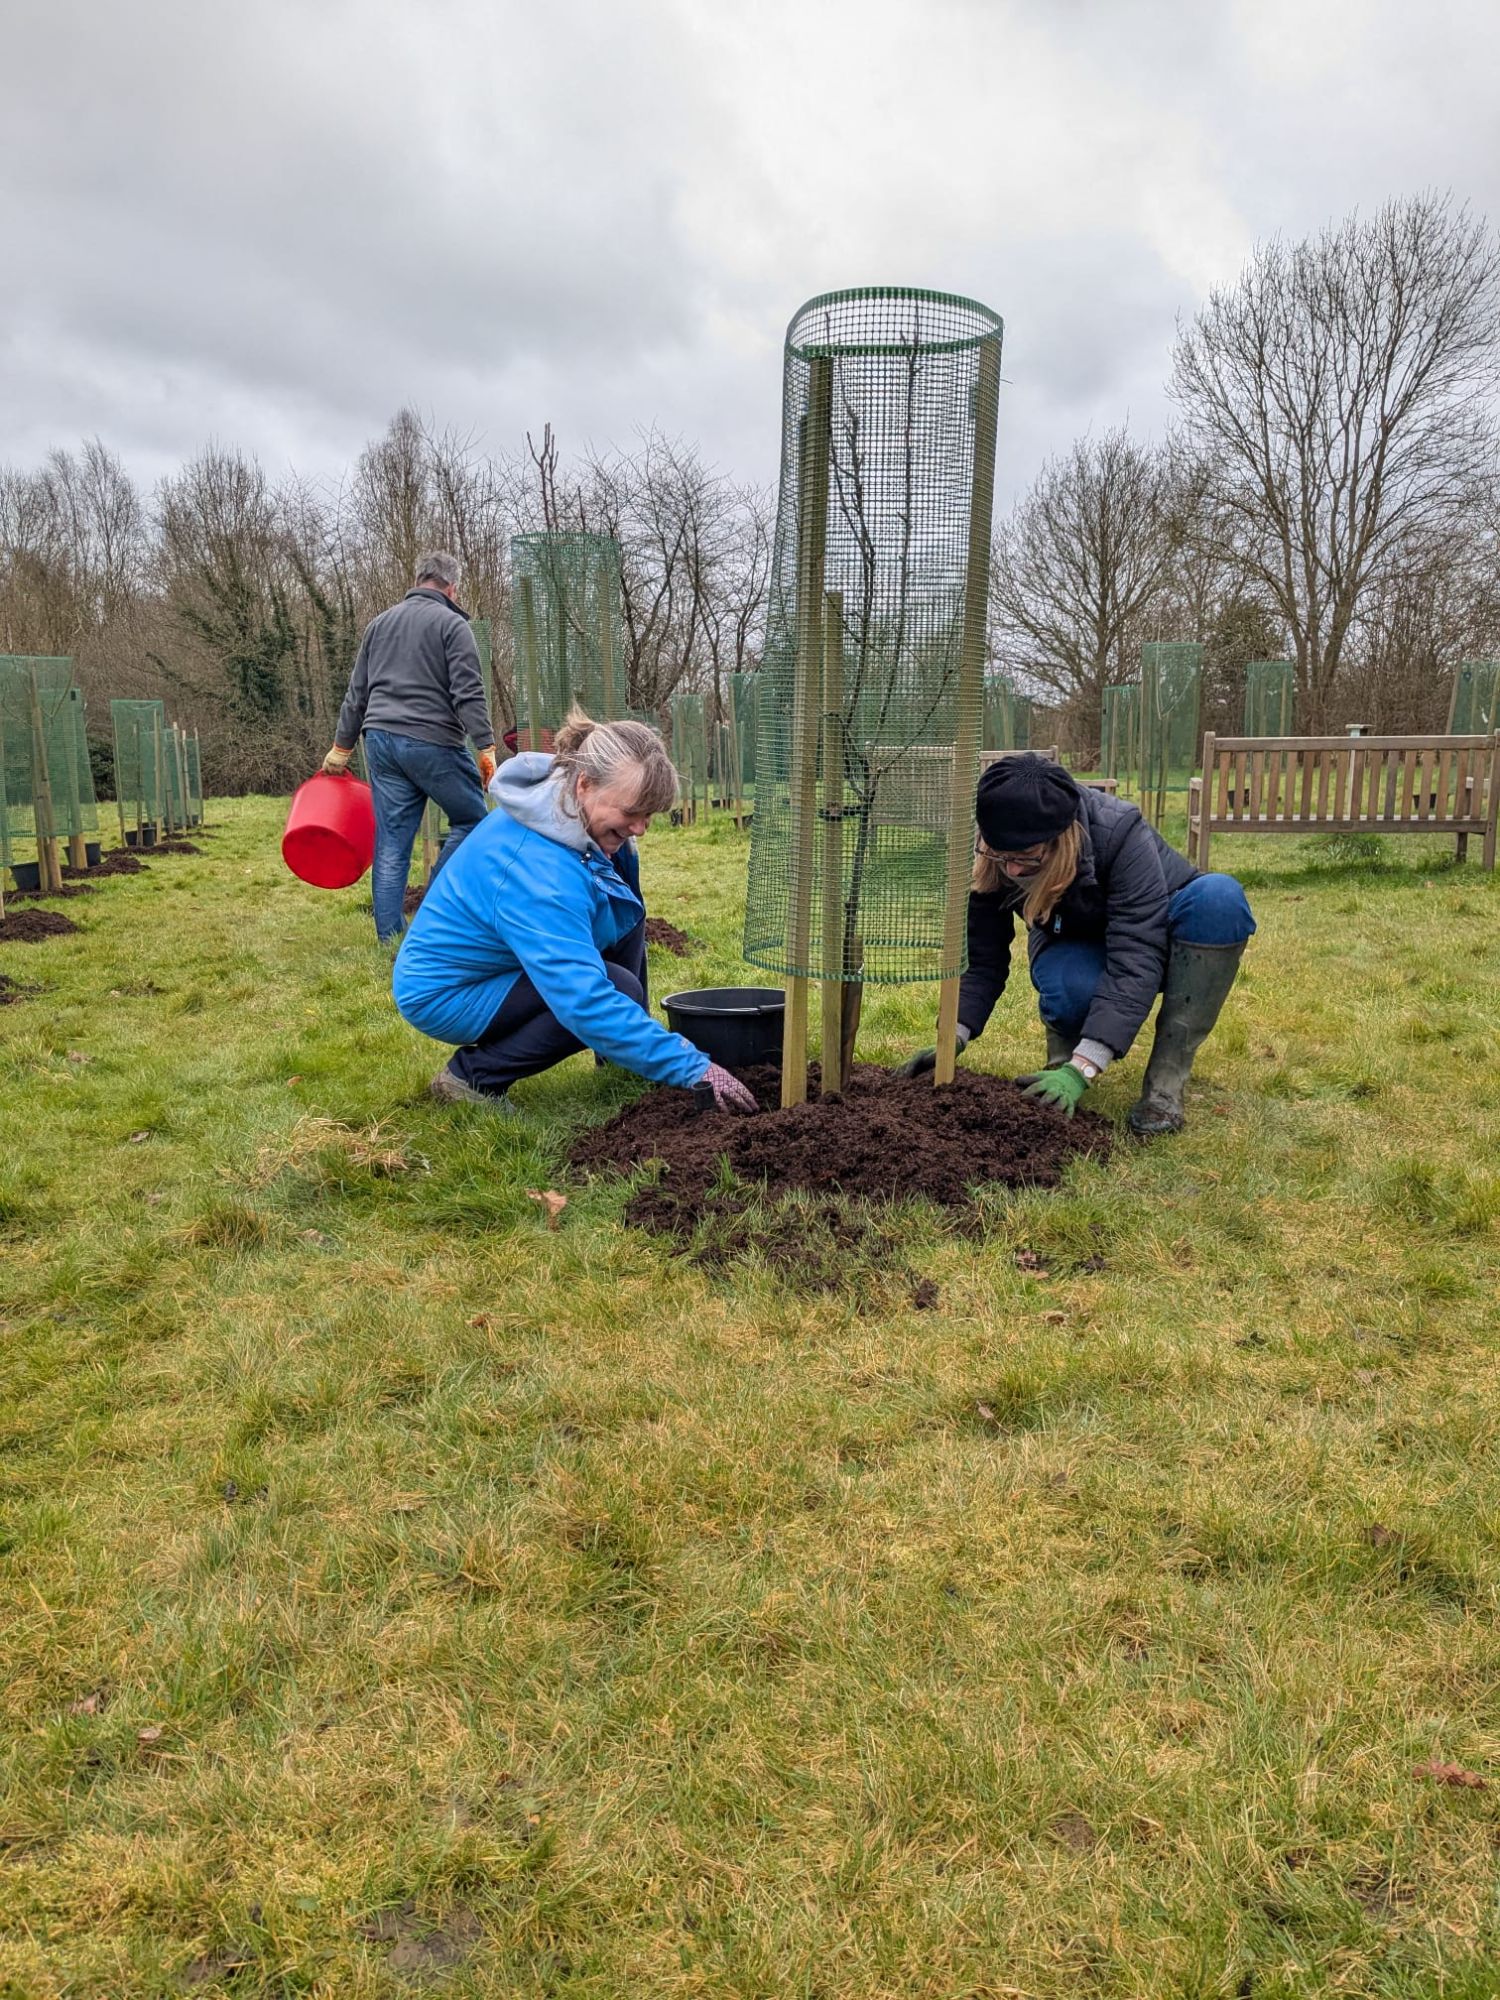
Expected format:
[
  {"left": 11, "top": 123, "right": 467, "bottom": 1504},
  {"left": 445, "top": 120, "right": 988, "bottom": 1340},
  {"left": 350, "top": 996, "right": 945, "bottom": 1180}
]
[{"left": 392, "top": 754, "right": 708, "bottom": 1088}]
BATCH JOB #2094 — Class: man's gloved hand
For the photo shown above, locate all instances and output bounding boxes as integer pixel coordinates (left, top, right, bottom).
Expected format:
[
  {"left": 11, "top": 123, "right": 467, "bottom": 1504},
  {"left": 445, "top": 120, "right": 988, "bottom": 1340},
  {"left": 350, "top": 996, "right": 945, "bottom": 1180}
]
[
  {"left": 322, "top": 743, "right": 354, "bottom": 775},
  {"left": 477, "top": 748, "right": 497, "bottom": 787},
  {"left": 702, "top": 1062, "right": 758, "bottom": 1114},
  {"left": 895, "top": 1024, "right": 971, "bottom": 1080},
  {"left": 1017, "top": 1062, "right": 1089, "bottom": 1117}
]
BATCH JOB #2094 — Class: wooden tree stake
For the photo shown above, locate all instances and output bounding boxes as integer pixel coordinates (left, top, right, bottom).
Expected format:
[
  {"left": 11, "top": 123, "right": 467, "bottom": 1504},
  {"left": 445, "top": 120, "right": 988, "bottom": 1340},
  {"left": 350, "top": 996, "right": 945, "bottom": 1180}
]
[
  {"left": 782, "top": 356, "right": 833, "bottom": 1109},
  {"left": 819, "top": 589, "right": 846, "bottom": 1097},
  {"left": 935, "top": 338, "right": 1002, "bottom": 1085}
]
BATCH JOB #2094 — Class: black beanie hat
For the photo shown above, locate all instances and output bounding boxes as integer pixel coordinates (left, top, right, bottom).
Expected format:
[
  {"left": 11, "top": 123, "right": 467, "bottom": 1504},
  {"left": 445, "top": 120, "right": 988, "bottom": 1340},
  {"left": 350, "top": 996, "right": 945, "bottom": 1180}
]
[{"left": 974, "top": 753, "right": 1082, "bottom": 850}]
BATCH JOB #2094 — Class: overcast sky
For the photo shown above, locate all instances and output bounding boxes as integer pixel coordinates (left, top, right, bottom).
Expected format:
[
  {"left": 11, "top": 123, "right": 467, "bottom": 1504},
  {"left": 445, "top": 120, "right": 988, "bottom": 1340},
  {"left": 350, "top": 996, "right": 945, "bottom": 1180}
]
[{"left": 3, "top": 0, "right": 1498, "bottom": 510}]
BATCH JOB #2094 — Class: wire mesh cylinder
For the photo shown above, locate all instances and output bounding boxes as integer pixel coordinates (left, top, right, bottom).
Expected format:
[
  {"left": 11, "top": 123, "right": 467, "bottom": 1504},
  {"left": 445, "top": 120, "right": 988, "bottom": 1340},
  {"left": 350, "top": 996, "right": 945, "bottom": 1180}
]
[
  {"left": 744, "top": 288, "right": 1003, "bottom": 984},
  {"left": 510, "top": 533, "right": 625, "bottom": 739},
  {"left": 1243, "top": 659, "right": 1295, "bottom": 736},
  {"left": 1139, "top": 642, "right": 1202, "bottom": 826},
  {"left": 2, "top": 658, "right": 77, "bottom": 847},
  {"left": 1101, "top": 682, "right": 1140, "bottom": 788},
  {"left": 1449, "top": 660, "right": 1498, "bottom": 734}
]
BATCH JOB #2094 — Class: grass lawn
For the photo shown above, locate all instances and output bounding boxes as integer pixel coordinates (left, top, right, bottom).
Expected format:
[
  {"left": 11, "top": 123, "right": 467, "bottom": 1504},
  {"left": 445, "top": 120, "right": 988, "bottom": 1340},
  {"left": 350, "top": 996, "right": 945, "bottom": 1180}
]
[{"left": 2, "top": 798, "right": 1499, "bottom": 1999}]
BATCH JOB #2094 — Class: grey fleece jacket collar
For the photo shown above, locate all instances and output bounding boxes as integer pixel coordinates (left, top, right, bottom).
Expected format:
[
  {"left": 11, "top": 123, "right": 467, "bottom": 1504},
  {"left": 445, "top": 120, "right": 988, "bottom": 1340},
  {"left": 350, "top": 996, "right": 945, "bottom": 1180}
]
[{"left": 490, "top": 753, "right": 593, "bottom": 855}]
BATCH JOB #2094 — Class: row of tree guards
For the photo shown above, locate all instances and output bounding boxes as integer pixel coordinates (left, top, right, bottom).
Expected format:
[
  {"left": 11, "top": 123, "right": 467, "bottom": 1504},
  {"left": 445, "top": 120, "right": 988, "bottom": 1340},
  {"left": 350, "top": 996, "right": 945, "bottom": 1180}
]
[
  {"left": 108, "top": 699, "right": 203, "bottom": 853},
  {"left": 0, "top": 658, "right": 104, "bottom": 909},
  {"left": 1100, "top": 652, "right": 1499, "bottom": 824}
]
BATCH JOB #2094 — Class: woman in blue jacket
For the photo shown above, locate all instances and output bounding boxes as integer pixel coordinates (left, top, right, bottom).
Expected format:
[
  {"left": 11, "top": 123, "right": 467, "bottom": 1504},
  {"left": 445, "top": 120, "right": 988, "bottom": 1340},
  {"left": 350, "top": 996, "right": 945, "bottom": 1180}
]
[
  {"left": 394, "top": 712, "right": 756, "bottom": 1115},
  {"left": 900, "top": 754, "right": 1255, "bottom": 1134}
]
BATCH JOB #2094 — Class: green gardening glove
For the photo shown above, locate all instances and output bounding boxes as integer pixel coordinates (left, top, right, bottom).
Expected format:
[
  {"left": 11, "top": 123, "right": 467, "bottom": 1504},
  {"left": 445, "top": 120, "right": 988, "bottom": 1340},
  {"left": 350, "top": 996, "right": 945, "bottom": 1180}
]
[{"left": 1017, "top": 1062, "right": 1089, "bottom": 1117}]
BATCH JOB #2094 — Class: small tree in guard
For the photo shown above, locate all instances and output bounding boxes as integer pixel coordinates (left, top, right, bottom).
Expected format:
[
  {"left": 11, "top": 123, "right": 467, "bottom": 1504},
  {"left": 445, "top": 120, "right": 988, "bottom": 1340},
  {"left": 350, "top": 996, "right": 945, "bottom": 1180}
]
[
  {"left": 1243, "top": 659, "right": 1295, "bottom": 736},
  {"left": 1, "top": 658, "right": 78, "bottom": 895},
  {"left": 1138, "top": 642, "right": 1202, "bottom": 828},
  {"left": 511, "top": 533, "right": 626, "bottom": 745},
  {"left": 1449, "top": 660, "right": 1498, "bottom": 734},
  {"left": 743, "top": 288, "right": 1003, "bottom": 1105},
  {"left": 110, "top": 698, "right": 169, "bottom": 846},
  {"left": 1102, "top": 682, "right": 1140, "bottom": 792},
  {"left": 983, "top": 675, "right": 1033, "bottom": 754}
]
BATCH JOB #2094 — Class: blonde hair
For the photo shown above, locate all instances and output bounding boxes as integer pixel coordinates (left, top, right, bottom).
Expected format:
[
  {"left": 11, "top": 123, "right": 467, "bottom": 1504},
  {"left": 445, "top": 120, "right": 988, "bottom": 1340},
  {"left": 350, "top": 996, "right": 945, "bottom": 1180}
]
[
  {"left": 971, "top": 820, "right": 1083, "bottom": 928},
  {"left": 551, "top": 706, "right": 679, "bottom": 818}
]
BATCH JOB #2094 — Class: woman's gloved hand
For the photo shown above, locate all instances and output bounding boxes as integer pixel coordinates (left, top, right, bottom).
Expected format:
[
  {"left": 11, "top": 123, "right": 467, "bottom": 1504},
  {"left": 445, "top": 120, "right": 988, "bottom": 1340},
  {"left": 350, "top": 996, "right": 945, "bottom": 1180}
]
[
  {"left": 702, "top": 1063, "right": 758, "bottom": 1114},
  {"left": 895, "top": 1025, "right": 971, "bottom": 1079},
  {"left": 1017, "top": 1063, "right": 1089, "bottom": 1116}
]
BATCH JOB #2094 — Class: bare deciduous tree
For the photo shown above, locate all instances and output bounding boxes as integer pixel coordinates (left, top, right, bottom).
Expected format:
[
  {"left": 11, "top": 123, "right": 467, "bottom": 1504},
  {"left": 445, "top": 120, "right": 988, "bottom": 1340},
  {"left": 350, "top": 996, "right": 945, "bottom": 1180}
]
[
  {"left": 989, "top": 427, "right": 1176, "bottom": 754},
  {"left": 1170, "top": 193, "right": 1500, "bottom": 728}
]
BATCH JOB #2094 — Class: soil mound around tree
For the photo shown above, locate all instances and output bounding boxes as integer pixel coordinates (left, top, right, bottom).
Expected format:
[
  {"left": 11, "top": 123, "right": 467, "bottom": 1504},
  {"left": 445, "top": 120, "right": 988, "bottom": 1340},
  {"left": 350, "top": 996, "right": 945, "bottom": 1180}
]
[
  {"left": 66, "top": 852, "right": 147, "bottom": 879},
  {"left": 571, "top": 1063, "right": 1111, "bottom": 1244},
  {"left": 403, "top": 885, "right": 426, "bottom": 917},
  {"left": 151, "top": 839, "right": 202, "bottom": 856},
  {"left": 10, "top": 882, "right": 96, "bottom": 901},
  {"left": 0, "top": 973, "right": 39, "bottom": 1003},
  {"left": 0, "top": 908, "right": 81, "bottom": 944},
  {"left": 644, "top": 917, "right": 693, "bottom": 955}
]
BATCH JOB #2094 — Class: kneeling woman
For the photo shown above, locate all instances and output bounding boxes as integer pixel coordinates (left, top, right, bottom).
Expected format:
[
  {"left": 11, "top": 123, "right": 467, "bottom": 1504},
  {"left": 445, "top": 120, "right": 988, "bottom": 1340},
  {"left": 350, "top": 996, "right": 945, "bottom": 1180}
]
[
  {"left": 902, "top": 754, "right": 1255, "bottom": 1134},
  {"left": 394, "top": 713, "right": 755, "bottom": 1114}
]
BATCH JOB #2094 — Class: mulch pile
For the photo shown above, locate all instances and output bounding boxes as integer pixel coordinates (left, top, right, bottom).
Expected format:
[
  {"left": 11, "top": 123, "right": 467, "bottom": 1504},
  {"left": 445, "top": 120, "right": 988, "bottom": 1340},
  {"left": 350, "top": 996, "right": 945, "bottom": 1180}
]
[
  {"left": 571, "top": 1063, "right": 1111, "bottom": 1249},
  {"left": 403, "top": 885, "right": 425, "bottom": 917},
  {"left": 644, "top": 916, "right": 693, "bottom": 955},
  {"left": 0, "top": 908, "right": 80, "bottom": 944},
  {"left": 151, "top": 839, "right": 202, "bottom": 856},
  {"left": 9, "top": 882, "right": 96, "bottom": 902}
]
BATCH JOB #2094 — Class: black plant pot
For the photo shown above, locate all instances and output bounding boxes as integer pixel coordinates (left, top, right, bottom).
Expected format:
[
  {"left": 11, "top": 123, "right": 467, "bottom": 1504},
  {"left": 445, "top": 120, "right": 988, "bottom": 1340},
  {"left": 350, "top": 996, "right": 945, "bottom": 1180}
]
[
  {"left": 662, "top": 987, "right": 785, "bottom": 1068},
  {"left": 10, "top": 861, "right": 42, "bottom": 893},
  {"left": 85, "top": 841, "right": 102, "bottom": 868}
]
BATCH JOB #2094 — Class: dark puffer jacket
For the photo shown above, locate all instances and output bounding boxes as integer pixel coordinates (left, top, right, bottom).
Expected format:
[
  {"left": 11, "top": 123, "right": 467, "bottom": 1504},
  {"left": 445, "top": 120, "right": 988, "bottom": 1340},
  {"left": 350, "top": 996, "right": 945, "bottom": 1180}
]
[{"left": 957, "top": 787, "right": 1199, "bottom": 1057}]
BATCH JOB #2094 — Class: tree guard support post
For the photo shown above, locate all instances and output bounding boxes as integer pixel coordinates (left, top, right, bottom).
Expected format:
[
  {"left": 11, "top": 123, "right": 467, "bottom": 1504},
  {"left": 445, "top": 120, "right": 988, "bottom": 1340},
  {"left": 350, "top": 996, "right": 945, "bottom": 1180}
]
[
  {"left": 934, "top": 335, "right": 1002, "bottom": 1086},
  {"left": 62, "top": 697, "right": 87, "bottom": 871},
  {"left": 518, "top": 577, "right": 545, "bottom": 752},
  {"left": 598, "top": 581, "right": 619, "bottom": 718},
  {"left": 819, "top": 588, "right": 846, "bottom": 1097},
  {"left": 781, "top": 353, "right": 833, "bottom": 1110}
]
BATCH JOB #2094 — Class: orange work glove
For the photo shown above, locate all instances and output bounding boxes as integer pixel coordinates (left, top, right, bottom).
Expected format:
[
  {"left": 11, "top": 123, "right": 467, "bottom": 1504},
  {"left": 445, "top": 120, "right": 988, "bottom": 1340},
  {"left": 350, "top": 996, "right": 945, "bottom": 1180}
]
[{"left": 477, "top": 749, "right": 497, "bottom": 787}]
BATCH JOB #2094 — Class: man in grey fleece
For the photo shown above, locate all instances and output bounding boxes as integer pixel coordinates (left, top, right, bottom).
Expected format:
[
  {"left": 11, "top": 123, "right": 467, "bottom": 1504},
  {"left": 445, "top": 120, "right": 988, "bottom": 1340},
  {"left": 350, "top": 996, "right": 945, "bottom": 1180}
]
[{"left": 324, "top": 551, "right": 497, "bottom": 942}]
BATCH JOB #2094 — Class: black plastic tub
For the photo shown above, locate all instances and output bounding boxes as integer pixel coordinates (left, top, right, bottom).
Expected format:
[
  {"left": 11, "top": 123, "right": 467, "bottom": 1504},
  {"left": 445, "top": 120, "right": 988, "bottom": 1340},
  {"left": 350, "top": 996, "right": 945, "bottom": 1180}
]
[
  {"left": 85, "top": 841, "right": 102, "bottom": 868},
  {"left": 663, "top": 986, "right": 785, "bottom": 1068},
  {"left": 125, "top": 825, "right": 158, "bottom": 850},
  {"left": 10, "top": 861, "right": 41, "bottom": 893}
]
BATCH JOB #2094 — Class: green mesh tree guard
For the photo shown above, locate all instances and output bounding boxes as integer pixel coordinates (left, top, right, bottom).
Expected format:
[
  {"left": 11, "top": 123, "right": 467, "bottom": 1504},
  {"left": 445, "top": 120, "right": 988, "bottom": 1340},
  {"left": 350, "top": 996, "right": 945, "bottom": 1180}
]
[
  {"left": 62, "top": 688, "right": 100, "bottom": 837},
  {"left": 983, "top": 675, "right": 1033, "bottom": 752},
  {"left": 111, "top": 698, "right": 169, "bottom": 834},
  {"left": 1101, "top": 682, "right": 1140, "bottom": 788},
  {"left": 187, "top": 732, "right": 204, "bottom": 822},
  {"left": 1449, "top": 660, "right": 1498, "bottom": 734},
  {"left": 511, "top": 533, "right": 626, "bottom": 741},
  {"left": 1, "top": 658, "right": 78, "bottom": 855},
  {"left": 744, "top": 287, "right": 1003, "bottom": 1013},
  {"left": 671, "top": 690, "right": 712, "bottom": 819},
  {"left": 1243, "top": 659, "right": 1295, "bottom": 735},
  {"left": 1138, "top": 642, "right": 1202, "bottom": 827}
]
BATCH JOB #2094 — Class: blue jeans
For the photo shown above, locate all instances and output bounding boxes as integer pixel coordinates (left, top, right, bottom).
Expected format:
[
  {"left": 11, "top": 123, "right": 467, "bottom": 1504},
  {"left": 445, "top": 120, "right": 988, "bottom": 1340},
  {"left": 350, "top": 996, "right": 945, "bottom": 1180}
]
[
  {"left": 1031, "top": 873, "right": 1256, "bottom": 1040},
  {"left": 447, "top": 916, "right": 647, "bottom": 1095},
  {"left": 364, "top": 729, "right": 488, "bottom": 942}
]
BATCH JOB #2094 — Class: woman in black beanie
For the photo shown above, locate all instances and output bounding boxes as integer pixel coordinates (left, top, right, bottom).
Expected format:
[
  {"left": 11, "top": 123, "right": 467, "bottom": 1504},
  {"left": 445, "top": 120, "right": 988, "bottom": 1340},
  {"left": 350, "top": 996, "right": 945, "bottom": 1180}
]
[{"left": 899, "top": 752, "right": 1255, "bottom": 1134}]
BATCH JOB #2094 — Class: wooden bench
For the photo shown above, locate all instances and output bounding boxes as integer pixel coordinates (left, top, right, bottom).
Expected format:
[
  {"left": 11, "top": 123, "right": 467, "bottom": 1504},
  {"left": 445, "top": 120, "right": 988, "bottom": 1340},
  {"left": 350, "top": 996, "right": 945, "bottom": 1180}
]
[{"left": 1188, "top": 733, "right": 1499, "bottom": 870}]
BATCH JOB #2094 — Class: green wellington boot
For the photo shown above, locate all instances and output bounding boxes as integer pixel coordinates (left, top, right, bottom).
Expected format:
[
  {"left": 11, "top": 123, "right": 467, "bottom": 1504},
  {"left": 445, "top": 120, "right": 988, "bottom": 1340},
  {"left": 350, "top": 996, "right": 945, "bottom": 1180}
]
[
  {"left": 1127, "top": 940, "right": 1247, "bottom": 1137},
  {"left": 1043, "top": 1024, "right": 1074, "bottom": 1068}
]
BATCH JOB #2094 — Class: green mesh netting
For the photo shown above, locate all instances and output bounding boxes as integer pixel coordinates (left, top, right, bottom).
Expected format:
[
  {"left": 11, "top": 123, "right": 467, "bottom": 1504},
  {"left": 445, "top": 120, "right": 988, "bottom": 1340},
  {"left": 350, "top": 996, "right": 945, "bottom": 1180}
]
[
  {"left": 1449, "top": 660, "right": 1498, "bottom": 734},
  {"left": 671, "top": 691, "right": 712, "bottom": 816},
  {"left": 63, "top": 688, "right": 100, "bottom": 836},
  {"left": 1243, "top": 659, "right": 1295, "bottom": 735},
  {"left": 186, "top": 732, "right": 204, "bottom": 821},
  {"left": 744, "top": 287, "right": 1003, "bottom": 984},
  {"left": 983, "top": 676, "right": 1033, "bottom": 753},
  {"left": 511, "top": 533, "right": 626, "bottom": 740},
  {"left": 1, "top": 658, "right": 79, "bottom": 853},
  {"left": 111, "top": 698, "right": 169, "bottom": 829},
  {"left": 1139, "top": 642, "right": 1202, "bottom": 826},
  {"left": 1101, "top": 682, "right": 1140, "bottom": 789}
]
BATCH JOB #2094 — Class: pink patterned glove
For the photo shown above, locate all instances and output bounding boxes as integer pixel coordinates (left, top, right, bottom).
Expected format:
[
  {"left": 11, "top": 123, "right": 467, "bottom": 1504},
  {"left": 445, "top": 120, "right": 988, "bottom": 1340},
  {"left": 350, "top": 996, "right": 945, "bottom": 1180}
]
[{"left": 703, "top": 1063, "right": 758, "bottom": 1114}]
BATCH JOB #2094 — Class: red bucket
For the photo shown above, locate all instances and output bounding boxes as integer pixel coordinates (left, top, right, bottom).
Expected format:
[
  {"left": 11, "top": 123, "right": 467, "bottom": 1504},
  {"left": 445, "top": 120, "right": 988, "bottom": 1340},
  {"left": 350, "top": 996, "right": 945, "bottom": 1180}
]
[{"left": 282, "top": 772, "right": 376, "bottom": 889}]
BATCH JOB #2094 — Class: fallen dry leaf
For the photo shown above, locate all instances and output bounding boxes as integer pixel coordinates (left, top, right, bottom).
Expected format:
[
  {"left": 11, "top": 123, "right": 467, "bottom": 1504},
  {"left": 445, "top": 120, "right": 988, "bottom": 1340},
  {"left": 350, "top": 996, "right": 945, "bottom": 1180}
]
[
  {"left": 65, "top": 1050, "right": 91, "bottom": 1065},
  {"left": 389, "top": 1494, "right": 428, "bottom": 1514},
  {"left": 1413, "top": 1758, "right": 1486, "bottom": 1789},
  {"left": 468, "top": 1313, "right": 495, "bottom": 1331},
  {"left": 526, "top": 1189, "right": 568, "bottom": 1231},
  {"left": 128, "top": 1130, "right": 151, "bottom": 1145},
  {"left": 1041, "top": 1310, "right": 1069, "bottom": 1325},
  {"left": 136, "top": 1724, "right": 165, "bottom": 1747},
  {"left": 285, "top": 1075, "right": 302, "bottom": 1086},
  {"left": 68, "top": 1692, "right": 105, "bottom": 1717},
  {"left": 975, "top": 1402, "right": 1000, "bottom": 1428},
  {"left": 1364, "top": 1522, "right": 1399, "bottom": 1548}
]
